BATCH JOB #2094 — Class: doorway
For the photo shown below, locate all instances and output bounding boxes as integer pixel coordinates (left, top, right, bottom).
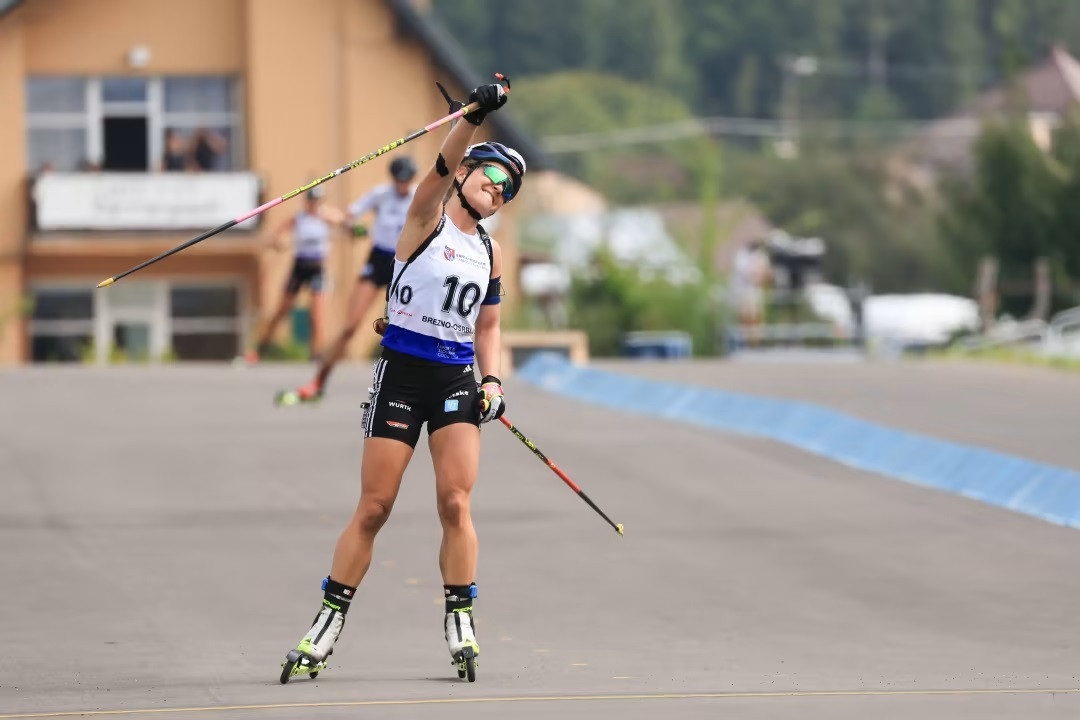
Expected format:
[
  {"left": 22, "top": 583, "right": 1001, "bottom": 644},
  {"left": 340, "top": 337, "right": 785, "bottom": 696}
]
[
  {"left": 97, "top": 281, "right": 167, "bottom": 364},
  {"left": 103, "top": 116, "right": 149, "bottom": 171}
]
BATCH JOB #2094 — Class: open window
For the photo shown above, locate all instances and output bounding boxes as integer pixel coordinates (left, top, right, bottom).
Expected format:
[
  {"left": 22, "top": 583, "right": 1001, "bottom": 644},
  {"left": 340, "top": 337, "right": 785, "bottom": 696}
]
[{"left": 26, "top": 75, "right": 243, "bottom": 173}]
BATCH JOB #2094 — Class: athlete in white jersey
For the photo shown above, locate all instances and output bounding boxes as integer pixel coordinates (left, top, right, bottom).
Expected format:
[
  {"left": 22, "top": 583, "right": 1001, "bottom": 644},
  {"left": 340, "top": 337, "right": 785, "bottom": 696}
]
[
  {"left": 245, "top": 186, "right": 346, "bottom": 364},
  {"left": 275, "top": 157, "right": 418, "bottom": 405},
  {"left": 280, "top": 79, "right": 516, "bottom": 684}
]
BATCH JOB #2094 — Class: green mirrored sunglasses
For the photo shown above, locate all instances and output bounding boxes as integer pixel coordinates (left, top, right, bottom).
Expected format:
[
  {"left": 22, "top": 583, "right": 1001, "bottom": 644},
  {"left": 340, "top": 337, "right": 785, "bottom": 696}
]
[{"left": 481, "top": 164, "right": 515, "bottom": 201}]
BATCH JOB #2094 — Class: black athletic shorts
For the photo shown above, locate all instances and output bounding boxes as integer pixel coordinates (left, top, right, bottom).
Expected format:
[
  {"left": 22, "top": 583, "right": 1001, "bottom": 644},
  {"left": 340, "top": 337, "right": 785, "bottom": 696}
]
[
  {"left": 362, "top": 347, "right": 480, "bottom": 448},
  {"left": 359, "top": 247, "right": 395, "bottom": 288},
  {"left": 285, "top": 258, "right": 325, "bottom": 294}
]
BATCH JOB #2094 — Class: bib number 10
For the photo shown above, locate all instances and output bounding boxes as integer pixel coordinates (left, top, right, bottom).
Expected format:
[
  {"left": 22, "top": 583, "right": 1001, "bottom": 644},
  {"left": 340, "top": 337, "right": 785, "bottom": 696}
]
[
  {"left": 442, "top": 275, "right": 482, "bottom": 317},
  {"left": 394, "top": 275, "right": 482, "bottom": 317}
]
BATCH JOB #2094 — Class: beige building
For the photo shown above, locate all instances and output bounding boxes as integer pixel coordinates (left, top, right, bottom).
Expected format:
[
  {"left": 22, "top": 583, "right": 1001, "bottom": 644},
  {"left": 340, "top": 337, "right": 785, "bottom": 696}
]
[{"left": 0, "top": 0, "right": 545, "bottom": 365}]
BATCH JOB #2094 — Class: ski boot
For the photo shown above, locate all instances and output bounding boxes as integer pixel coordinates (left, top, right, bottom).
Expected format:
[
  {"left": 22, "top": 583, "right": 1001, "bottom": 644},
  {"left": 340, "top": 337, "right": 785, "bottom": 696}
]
[
  {"left": 280, "top": 577, "right": 354, "bottom": 684},
  {"left": 273, "top": 381, "right": 323, "bottom": 408},
  {"left": 280, "top": 641, "right": 331, "bottom": 684},
  {"left": 445, "top": 608, "right": 479, "bottom": 682}
]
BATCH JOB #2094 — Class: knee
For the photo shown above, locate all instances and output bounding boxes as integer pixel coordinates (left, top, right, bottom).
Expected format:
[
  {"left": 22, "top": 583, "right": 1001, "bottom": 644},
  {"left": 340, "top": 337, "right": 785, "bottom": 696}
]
[
  {"left": 437, "top": 490, "right": 472, "bottom": 528},
  {"left": 355, "top": 496, "right": 393, "bottom": 534}
]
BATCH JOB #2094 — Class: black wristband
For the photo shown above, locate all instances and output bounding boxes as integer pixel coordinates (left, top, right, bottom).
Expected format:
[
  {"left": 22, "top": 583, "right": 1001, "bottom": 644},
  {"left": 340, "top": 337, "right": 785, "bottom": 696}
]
[{"left": 481, "top": 375, "right": 501, "bottom": 386}]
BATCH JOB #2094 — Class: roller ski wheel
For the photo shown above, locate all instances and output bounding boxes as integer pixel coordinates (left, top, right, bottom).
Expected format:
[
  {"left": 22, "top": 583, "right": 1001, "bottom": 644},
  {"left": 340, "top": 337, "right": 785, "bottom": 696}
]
[
  {"left": 273, "top": 387, "right": 322, "bottom": 408},
  {"left": 279, "top": 649, "right": 328, "bottom": 684},
  {"left": 453, "top": 646, "right": 477, "bottom": 682}
]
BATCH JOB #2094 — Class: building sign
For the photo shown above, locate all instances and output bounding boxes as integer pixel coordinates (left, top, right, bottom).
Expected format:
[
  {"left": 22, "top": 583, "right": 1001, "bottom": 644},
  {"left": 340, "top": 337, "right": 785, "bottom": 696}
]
[{"left": 33, "top": 173, "right": 263, "bottom": 231}]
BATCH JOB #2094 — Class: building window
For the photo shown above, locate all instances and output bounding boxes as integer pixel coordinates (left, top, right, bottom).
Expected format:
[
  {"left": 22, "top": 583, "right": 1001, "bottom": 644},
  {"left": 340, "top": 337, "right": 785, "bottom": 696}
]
[
  {"left": 27, "top": 77, "right": 88, "bottom": 112},
  {"left": 29, "top": 288, "right": 94, "bottom": 363},
  {"left": 169, "top": 285, "right": 242, "bottom": 361},
  {"left": 102, "top": 76, "right": 149, "bottom": 103},
  {"left": 26, "top": 75, "right": 242, "bottom": 174},
  {"left": 170, "top": 285, "right": 239, "bottom": 318},
  {"left": 26, "top": 77, "right": 90, "bottom": 173},
  {"left": 27, "top": 282, "right": 244, "bottom": 364}
]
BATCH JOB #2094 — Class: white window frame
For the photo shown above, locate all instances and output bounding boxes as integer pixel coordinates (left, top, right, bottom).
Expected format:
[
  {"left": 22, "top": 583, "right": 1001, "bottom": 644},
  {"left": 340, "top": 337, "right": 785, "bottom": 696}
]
[
  {"left": 26, "top": 75, "right": 244, "bottom": 172},
  {"left": 168, "top": 279, "right": 250, "bottom": 350},
  {"left": 27, "top": 281, "right": 98, "bottom": 363},
  {"left": 28, "top": 278, "right": 250, "bottom": 364}
]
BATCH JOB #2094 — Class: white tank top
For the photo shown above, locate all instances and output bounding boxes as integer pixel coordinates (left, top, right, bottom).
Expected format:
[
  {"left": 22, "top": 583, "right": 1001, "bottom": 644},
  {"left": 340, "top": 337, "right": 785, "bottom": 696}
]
[
  {"left": 293, "top": 211, "right": 331, "bottom": 260},
  {"left": 381, "top": 215, "right": 492, "bottom": 364},
  {"left": 348, "top": 183, "right": 416, "bottom": 252}
]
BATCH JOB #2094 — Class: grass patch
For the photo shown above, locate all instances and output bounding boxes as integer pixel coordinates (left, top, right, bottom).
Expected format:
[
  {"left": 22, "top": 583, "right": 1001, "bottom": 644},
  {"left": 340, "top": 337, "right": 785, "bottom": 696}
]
[{"left": 931, "top": 345, "right": 1080, "bottom": 372}]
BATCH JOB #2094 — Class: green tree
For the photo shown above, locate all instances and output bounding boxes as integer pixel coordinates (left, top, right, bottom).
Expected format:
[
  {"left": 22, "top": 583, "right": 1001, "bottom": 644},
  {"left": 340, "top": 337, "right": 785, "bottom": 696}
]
[
  {"left": 729, "top": 138, "right": 951, "bottom": 293},
  {"left": 1051, "top": 111, "right": 1080, "bottom": 300},
  {"left": 878, "top": 0, "right": 984, "bottom": 118},
  {"left": 511, "top": 71, "right": 716, "bottom": 203},
  {"left": 939, "top": 117, "right": 1067, "bottom": 313},
  {"left": 568, "top": 249, "right": 721, "bottom": 357},
  {"left": 431, "top": 0, "right": 1080, "bottom": 123}
]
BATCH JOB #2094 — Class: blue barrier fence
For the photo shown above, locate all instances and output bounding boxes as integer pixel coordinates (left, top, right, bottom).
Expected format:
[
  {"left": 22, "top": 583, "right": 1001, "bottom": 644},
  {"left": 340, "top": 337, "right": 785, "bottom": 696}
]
[{"left": 515, "top": 353, "right": 1080, "bottom": 529}]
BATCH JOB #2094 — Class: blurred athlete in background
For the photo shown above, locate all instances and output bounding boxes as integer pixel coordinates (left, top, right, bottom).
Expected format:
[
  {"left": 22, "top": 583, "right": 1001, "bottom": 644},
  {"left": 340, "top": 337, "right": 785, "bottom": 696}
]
[{"left": 274, "top": 157, "right": 418, "bottom": 405}]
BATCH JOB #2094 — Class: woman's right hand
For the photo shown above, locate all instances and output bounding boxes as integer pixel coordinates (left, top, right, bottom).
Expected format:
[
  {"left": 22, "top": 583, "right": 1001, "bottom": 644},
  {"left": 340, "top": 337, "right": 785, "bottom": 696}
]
[{"left": 464, "top": 83, "right": 508, "bottom": 126}]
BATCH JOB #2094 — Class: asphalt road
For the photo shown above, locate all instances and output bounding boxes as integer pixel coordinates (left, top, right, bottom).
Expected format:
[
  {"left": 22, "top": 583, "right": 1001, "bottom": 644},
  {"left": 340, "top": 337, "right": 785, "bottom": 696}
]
[
  {"left": 595, "top": 356, "right": 1080, "bottom": 471},
  {"left": 0, "top": 361, "right": 1077, "bottom": 719}
]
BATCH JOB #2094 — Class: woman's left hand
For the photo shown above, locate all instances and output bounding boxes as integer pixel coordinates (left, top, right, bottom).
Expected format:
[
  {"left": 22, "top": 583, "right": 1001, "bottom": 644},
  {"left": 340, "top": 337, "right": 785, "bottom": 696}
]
[{"left": 478, "top": 376, "right": 506, "bottom": 423}]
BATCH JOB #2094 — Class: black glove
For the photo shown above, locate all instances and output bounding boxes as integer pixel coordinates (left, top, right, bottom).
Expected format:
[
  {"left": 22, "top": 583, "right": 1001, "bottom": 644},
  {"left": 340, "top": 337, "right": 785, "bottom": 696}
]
[
  {"left": 478, "top": 375, "right": 506, "bottom": 423},
  {"left": 464, "top": 83, "right": 507, "bottom": 126}
]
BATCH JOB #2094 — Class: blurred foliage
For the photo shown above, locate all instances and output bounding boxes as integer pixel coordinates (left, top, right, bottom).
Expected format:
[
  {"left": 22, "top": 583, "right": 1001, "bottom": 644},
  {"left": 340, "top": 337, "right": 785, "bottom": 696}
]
[
  {"left": 933, "top": 344, "right": 1080, "bottom": 372},
  {"left": 433, "top": 0, "right": 1080, "bottom": 121},
  {"left": 725, "top": 139, "right": 959, "bottom": 294},
  {"left": 567, "top": 249, "right": 722, "bottom": 357},
  {"left": 260, "top": 339, "right": 313, "bottom": 362},
  {"left": 433, "top": 0, "right": 1080, "bottom": 306},
  {"left": 0, "top": 293, "right": 34, "bottom": 339},
  {"left": 510, "top": 72, "right": 717, "bottom": 203},
  {"left": 938, "top": 111, "right": 1080, "bottom": 314}
]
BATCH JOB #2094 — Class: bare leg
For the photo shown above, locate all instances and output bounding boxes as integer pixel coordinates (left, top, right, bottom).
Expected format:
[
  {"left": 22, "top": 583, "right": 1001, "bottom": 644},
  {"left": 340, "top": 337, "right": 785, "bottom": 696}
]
[
  {"left": 308, "top": 291, "right": 325, "bottom": 360},
  {"left": 429, "top": 423, "right": 481, "bottom": 585},
  {"left": 313, "top": 279, "right": 382, "bottom": 390},
  {"left": 255, "top": 291, "right": 297, "bottom": 351},
  {"left": 430, "top": 422, "right": 482, "bottom": 666},
  {"left": 285, "top": 436, "right": 413, "bottom": 670},
  {"left": 329, "top": 437, "right": 414, "bottom": 587}
]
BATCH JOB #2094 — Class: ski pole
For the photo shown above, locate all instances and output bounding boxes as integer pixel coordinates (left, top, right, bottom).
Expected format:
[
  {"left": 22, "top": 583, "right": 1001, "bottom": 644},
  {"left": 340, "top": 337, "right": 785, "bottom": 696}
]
[
  {"left": 96, "top": 75, "right": 509, "bottom": 289},
  {"left": 499, "top": 416, "right": 624, "bottom": 536}
]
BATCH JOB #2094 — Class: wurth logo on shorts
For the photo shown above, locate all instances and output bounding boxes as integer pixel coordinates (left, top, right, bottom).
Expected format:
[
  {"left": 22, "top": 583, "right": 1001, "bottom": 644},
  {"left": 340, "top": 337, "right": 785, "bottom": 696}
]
[
  {"left": 388, "top": 400, "right": 412, "bottom": 411},
  {"left": 386, "top": 420, "right": 409, "bottom": 430}
]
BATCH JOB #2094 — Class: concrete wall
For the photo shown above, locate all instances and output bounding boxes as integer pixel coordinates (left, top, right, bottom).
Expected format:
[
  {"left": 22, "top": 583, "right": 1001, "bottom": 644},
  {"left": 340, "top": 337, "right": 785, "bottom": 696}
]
[{"left": 0, "top": 12, "right": 28, "bottom": 362}]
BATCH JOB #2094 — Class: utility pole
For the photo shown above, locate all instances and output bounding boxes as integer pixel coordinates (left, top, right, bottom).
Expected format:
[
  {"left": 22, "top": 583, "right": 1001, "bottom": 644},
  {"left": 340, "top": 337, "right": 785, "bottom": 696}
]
[{"left": 778, "top": 55, "right": 818, "bottom": 158}]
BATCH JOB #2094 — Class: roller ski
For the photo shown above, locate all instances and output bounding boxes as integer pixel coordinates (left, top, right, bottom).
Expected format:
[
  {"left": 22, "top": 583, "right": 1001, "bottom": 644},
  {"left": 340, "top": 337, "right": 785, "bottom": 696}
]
[
  {"left": 273, "top": 381, "right": 323, "bottom": 408},
  {"left": 445, "top": 609, "right": 479, "bottom": 682},
  {"left": 280, "top": 645, "right": 330, "bottom": 683},
  {"left": 280, "top": 576, "right": 354, "bottom": 684}
]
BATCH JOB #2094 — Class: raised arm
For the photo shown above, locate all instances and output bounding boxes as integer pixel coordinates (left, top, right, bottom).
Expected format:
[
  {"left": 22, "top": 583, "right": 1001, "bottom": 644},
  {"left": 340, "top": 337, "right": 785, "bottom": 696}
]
[
  {"left": 318, "top": 203, "right": 348, "bottom": 229},
  {"left": 264, "top": 214, "right": 295, "bottom": 252},
  {"left": 396, "top": 83, "right": 507, "bottom": 258}
]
